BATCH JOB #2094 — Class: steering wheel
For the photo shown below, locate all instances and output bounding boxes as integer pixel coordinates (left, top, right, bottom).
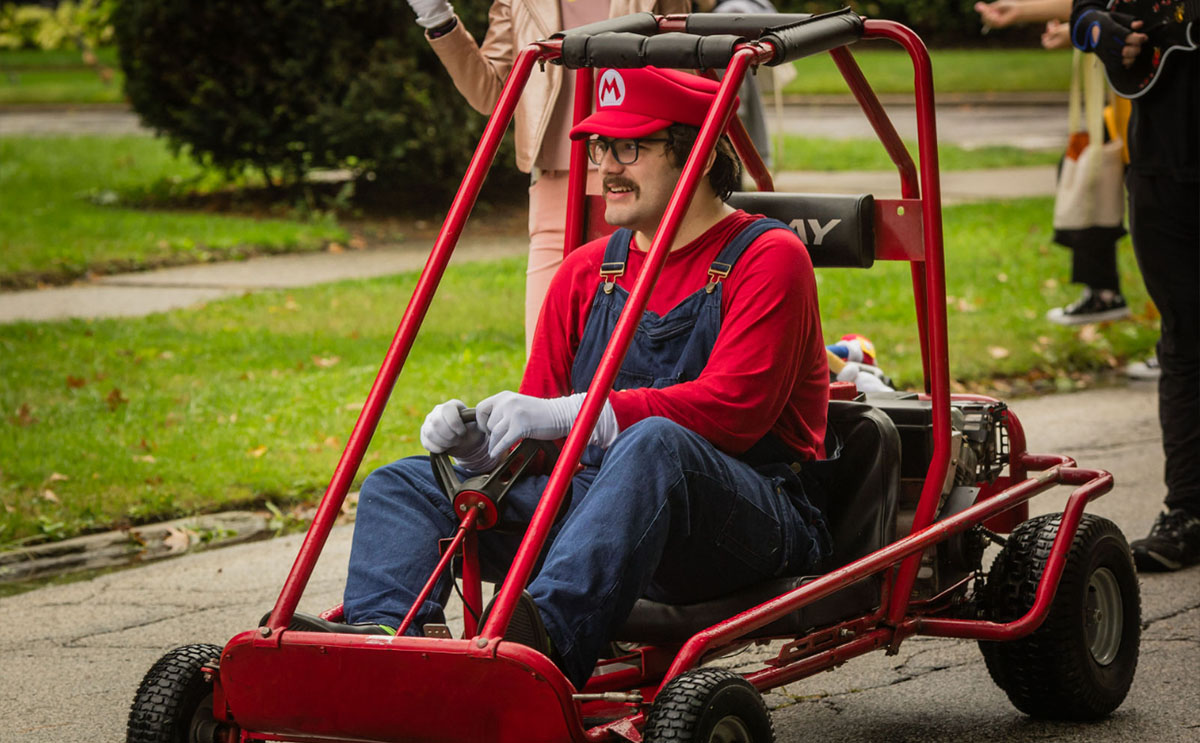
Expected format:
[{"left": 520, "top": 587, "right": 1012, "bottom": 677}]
[{"left": 429, "top": 408, "right": 558, "bottom": 530}]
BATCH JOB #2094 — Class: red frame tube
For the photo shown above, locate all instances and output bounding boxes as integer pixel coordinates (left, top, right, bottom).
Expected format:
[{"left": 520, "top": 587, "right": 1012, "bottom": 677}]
[
  {"left": 397, "top": 508, "right": 479, "bottom": 637},
  {"left": 662, "top": 463, "right": 1112, "bottom": 679},
  {"left": 564, "top": 67, "right": 594, "bottom": 256},
  {"left": 261, "top": 47, "right": 545, "bottom": 635}
]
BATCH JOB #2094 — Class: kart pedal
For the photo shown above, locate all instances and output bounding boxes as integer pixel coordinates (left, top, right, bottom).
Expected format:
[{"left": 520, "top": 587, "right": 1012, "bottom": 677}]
[{"left": 423, "top": 624, "right": 452, "bottom": 639}]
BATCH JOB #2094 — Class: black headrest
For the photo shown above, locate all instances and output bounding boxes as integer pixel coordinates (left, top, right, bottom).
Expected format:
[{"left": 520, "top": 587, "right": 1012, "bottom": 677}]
[{"left": 726, "top": 192, "right": 875, "bottom": 268}]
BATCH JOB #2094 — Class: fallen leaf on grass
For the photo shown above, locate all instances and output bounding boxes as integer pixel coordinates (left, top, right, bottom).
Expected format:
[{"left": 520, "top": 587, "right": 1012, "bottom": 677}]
[
  {"left": 7, "top": 404, "right": 38, "bottom": 427},
  {"left": 247, "top": 445, "right": 268, "bottom": 458},
  {"left": 988, "top": 346, "right": 1011, "bottom": 359},
  {"left": 66, "top": 375, "right": 87, "bottom": 388},
  {"left": 311, "top": 356, "right": 341, "bottom": 368},
  {"left": 327, "top": 242, "right": 345, "bottom": 254},
  {"left": 40, "top": 489, "right": 60, "bottom": 503},
  {"left": 106, "top": 388, "right": 129, "bottom": 411},
  {"left": 133, "top": 454, "right": 157, "bottom": 463},
  {"left": 46, "top": 472, "right": 69, "bottom": 483}
]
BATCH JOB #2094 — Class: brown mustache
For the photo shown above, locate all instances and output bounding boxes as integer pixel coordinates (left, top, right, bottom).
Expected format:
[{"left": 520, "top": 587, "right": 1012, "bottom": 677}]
[{"left": 603, "top": 177, "right": 636, "bottom": 195}]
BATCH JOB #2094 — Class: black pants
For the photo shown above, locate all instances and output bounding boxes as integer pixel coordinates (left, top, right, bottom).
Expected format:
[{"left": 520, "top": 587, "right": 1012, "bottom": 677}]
[{"left": 1127, "top": 171, "right": 1200, "bottom": 516}]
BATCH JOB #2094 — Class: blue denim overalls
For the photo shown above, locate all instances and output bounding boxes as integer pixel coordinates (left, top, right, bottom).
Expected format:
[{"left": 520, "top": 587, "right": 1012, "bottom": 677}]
[{"left": 345, "top": 218, "right": 831, "bottom": 688}]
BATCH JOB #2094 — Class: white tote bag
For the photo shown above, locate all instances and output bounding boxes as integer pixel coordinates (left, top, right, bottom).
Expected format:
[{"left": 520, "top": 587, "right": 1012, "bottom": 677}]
[{"left": 1052, "top": 51, "right": 1126, "bottom": 232}]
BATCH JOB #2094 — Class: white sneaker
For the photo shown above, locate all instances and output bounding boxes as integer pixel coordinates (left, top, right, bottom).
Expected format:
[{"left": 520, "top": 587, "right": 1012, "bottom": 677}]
[{"left": 1125, "top": 356, "right": 1161, "bottom": 381}]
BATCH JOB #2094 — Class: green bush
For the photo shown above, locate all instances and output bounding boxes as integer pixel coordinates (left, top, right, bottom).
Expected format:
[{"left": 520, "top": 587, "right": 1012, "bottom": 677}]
[{"left": 112, "top": 0, "right": 519, "bottom": 198}]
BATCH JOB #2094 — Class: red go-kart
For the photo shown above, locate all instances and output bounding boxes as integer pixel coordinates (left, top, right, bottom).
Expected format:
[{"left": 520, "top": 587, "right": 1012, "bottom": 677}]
[{"left": 127, "top": 9, "right": 1139, "bottom": 743}]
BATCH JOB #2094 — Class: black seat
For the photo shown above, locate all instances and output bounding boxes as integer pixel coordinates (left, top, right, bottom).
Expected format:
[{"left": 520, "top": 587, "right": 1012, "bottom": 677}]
[
  {"left": 725, "top": 192, "right": 876, "bottom": 268},
  {"left": 615, "top": 401, "right": 900, "bottom": 643}
]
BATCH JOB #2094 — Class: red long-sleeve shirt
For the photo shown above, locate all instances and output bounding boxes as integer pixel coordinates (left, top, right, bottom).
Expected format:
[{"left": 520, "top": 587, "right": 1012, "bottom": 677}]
[{"left": 521, "top": 210, "right": 828, "bottom": 461}]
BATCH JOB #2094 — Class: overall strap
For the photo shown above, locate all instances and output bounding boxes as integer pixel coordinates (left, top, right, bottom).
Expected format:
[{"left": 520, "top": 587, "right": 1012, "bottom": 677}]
[
  {"left": 599, "top": 228, "right": 634, "bottom": 295},
  {"left": 706, "top": 217, "right": 793, "bottom": 294}
]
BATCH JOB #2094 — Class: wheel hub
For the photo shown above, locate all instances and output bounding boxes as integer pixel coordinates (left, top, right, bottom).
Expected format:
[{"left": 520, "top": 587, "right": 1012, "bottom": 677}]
[
  {"left": 1085, "top": 566, "right": 1123, "bottom": 666},
  {"left": 709, "top": 715, "right": 753, "bottom": 743}
]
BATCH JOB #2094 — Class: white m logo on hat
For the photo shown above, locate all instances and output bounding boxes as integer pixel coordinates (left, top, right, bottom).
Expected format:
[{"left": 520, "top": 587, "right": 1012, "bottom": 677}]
[{"left": 598, "top": 69, "right": 626, "bottom": 108}]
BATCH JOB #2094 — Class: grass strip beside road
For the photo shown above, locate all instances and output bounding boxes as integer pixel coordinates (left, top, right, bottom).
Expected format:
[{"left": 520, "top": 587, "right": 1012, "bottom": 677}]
[
  {"left": 776, "top": 134, "right": 1059, "bottom": 172},
  {"left": 0, "top": 199, "right": 1158, "bottom": 548},
  {"left": 783, "top": 46, "right": 1073, "bottom": 96},
  {"left": 0, "top": 47, "right": 123, "bottom": 104},
  {"left": 0, "top": 136, "right": 345, "bottom": 289}
]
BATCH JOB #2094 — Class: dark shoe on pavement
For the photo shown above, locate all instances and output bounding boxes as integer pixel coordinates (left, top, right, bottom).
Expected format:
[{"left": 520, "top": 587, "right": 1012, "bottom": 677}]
[
  {"left": 479, "top": 590, "right": 554, "bottom": 658},
  {"left": 259, "top": 610, "right": 395, "bottom": 635},
  {"left": 1131, "top": 509, "right": 1200, "bottom": 572},
  {"left": 1046, "top": 288, "right": 1131, "bottom": 326}
]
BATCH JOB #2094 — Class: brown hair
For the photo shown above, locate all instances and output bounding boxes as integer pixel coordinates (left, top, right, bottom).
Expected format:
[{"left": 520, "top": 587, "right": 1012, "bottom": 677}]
[{"left": 662, "top": 124, "right": 743, "bottom": 201}]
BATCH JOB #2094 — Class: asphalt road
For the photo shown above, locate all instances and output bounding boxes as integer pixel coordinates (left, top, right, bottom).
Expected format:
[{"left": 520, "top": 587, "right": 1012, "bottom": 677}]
[{"left": 1, "top": 383, "right": 1196, "bottom": 742}]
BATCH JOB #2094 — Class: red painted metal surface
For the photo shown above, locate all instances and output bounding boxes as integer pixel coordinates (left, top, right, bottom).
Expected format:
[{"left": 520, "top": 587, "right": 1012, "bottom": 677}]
[
  {"left": 829, "top": 46, "right": 918, "bottom": 198},
  {"left": 860, "top": 19, "right": 954, "bottom": 627},
  {"left": 873, "top": 199, "right": 924, "bottom": 261},
  {"left": 219, "top": 632, "right": 587, "bottom": 743},
  {"left": 565, "top": 67, "right": 594, "bottom": 257}
]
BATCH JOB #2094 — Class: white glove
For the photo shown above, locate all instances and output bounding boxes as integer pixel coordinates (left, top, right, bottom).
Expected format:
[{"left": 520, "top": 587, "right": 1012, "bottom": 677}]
[
  {"left": 405, "top": 0, "right": 455, "bottom": 29},
  {"left": 476, "top": 391, "right": 620, "bottom": 462},
  {"left": 419, "top": 399, "right": 495, "bottom": 472}
]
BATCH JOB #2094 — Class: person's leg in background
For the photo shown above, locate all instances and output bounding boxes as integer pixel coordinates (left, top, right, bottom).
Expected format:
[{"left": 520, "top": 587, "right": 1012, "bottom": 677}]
[
  {"left": 1126, "top": 171, "right": 1200, "bottom": 571},
  {"left": 525, "top": 170, "right": 609, "bottom": 355},
  {"left": 1047, "top": 231, "right": 1131, "bottom": 325}
]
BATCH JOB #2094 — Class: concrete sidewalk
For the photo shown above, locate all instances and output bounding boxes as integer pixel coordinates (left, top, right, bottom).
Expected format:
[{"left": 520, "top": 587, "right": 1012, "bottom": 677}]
[{"left": 0, "top": 165, "right": 1055, "bottom": 325}]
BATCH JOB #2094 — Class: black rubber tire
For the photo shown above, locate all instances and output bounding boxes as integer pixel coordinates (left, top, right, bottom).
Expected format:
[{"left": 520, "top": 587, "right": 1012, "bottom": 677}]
[
  {"left": 127, "top": 643, "right": 223, "bottom": 743},
  {"left": 978, "top": 513, "right": 1140, "bottom": 720},
  {"left": 644, "top": 668, "right": 774, "bottom": 742}
]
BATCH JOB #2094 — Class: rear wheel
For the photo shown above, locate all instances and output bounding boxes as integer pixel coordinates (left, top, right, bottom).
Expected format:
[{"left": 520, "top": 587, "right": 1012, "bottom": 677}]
[
  {"left": 127, "top": 643, "right": 224, "bottom": 743},
  {"left": 644, "top": 668, "right": 774, "bottom": 742},
  {"left": 978, "top": 513, "right": 1140, "bottom": 720}
]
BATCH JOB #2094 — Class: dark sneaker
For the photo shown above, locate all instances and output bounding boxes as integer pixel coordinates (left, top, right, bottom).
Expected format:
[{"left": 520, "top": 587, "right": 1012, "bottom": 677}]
[
  {"left": 479, "top": 591, "right": 554, "bottom": 658},
  {"left": 259, "top": 610, "right": 395, "bottom": 635},
  {"left": 1131, "top": 509, "right": 1200, "bottom": 572},
  {"left": 1046, "top": 288, "right": 1131, "bottom": 326}
]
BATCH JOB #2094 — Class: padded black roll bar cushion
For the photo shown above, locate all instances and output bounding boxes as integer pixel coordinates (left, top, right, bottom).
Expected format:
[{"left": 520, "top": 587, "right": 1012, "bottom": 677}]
[
  {"left": 551, "top": 12, "right": 659, "bottom": 39},
  {"left": 726, "top": 192, "right": 875, "bottom": 268},
  {"left": 559, "top": 31, "right": 742, "bottom": 70},
  {"left": 759, "top": 7, "right": 863, "bottom": 66},
  {"left": 683, "top": 13, "right": 816, "bottom": 38}
]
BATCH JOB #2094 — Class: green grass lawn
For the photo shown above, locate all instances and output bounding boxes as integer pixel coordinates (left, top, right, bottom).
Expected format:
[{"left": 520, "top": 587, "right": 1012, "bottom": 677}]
[
  {"left": 0, "top": 136, "right": 345, "bottom": 288},
  {"left": 0, "top": 199, "right": 1157, "bottom": 548},
  {"left": 783, "top": 45, "right": 1073, "bottom": 96},
  {"left": 0, "top": 47, "right": 123, "bottom": 104},
  {"left": 776, "top": 134, "right": 1059, "bottom": 171}
]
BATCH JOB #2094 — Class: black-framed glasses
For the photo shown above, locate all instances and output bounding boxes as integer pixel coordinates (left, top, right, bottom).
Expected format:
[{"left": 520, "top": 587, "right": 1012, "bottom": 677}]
[{"left": 586, "top": 137, "right": 670, "bottom": 165}]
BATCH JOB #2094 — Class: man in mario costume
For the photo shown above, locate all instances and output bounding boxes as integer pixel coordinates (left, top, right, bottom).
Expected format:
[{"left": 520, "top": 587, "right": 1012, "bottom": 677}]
[{"left": 319, "top": 67, "right": 832, "bottom": 688}]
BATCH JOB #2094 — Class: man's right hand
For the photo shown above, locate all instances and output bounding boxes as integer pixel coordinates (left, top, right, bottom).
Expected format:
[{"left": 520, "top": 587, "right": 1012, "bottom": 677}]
[
  {"left": 405, "top": 0, "right": 455, "bottom": 29},
  {"left": 420, "top": 399, "right": 495, "bottom": 472}
]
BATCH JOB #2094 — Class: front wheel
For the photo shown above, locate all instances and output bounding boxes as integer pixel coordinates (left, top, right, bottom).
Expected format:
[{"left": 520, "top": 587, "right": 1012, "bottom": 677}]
[
  {"left": 127, "top": 643, "right": 224, "bottom": 743},
  {"left": 644, "top": 668, "right": 774, "bottom": 742},
  {"left": 978, "top": 513, "right": 1140, "bottom": 720}
]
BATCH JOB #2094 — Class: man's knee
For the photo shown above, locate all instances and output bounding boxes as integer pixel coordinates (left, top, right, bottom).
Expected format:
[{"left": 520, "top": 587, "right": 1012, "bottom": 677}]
[
  {"left": 358, "top": 457, "right": 437, "bottom": 510},
  {"left": 611, "top": 417, "right": 700, "bottom": 458}
]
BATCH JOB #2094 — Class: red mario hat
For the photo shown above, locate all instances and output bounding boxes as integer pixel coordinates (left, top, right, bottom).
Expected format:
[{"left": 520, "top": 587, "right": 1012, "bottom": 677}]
[{"left": 569, "top": 67, "right": 733, "bottom": 140}]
